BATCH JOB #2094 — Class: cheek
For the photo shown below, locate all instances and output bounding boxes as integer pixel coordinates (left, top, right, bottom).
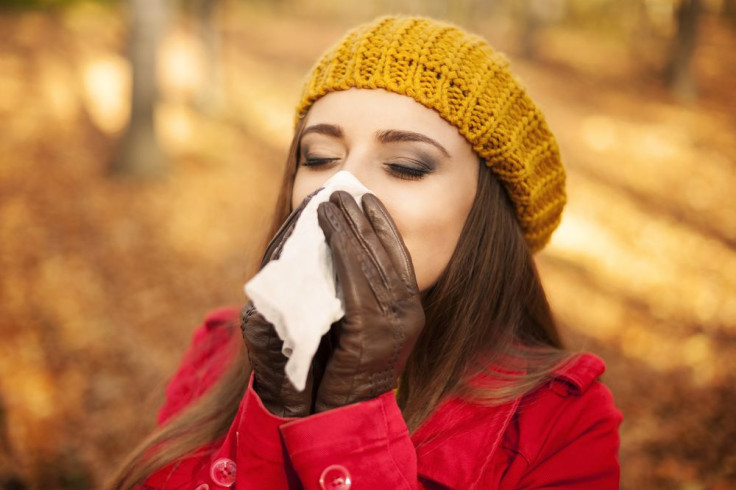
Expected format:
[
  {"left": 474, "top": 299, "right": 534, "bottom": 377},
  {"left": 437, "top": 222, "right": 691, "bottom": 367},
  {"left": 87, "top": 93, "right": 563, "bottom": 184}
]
[
  {"left": 293, "top": 167, "right": 476, "bottom": 292},
  {"left": 292, "top": 170, "right": 331, "bottom": 209},
  {"left": 388, "top": 192, "right": 475, "bottom": 292}
]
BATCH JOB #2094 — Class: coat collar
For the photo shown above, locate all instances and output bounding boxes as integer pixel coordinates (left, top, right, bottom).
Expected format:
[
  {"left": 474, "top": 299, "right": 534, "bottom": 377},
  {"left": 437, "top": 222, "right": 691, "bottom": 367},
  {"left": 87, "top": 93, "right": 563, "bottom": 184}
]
[
  {"left": 411, "top": 353, "right": 605, "bottom": 488},
  {"left": 412, "top": 394, "right": 520, "bottom": 488}
]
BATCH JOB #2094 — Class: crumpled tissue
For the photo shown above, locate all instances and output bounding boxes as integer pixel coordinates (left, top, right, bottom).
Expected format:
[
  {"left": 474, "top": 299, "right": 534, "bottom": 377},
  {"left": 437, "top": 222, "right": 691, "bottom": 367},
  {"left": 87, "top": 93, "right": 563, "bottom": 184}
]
[{"left": 244, "top": 171, "right": 371, "bottom": 391}]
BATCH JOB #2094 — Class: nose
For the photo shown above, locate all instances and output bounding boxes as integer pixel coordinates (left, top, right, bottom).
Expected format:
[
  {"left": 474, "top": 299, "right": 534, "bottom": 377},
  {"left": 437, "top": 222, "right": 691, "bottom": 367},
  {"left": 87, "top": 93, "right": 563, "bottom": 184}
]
[{"left": 339, "top": 153, "right": 376, "bottom": 190}]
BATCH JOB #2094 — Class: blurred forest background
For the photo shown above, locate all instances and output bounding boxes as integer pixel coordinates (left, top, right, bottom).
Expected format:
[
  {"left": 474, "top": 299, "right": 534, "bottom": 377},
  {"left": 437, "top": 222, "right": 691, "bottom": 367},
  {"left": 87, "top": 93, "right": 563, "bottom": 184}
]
[{"left": 0, "top": 0, "right": 735, "bottom": 488}]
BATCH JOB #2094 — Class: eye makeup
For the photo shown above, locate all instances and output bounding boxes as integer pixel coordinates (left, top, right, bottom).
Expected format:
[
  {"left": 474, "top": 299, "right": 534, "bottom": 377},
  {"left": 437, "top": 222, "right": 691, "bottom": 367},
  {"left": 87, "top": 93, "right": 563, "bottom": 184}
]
[{"left": 298, "top": 126, "right": 444, "bottom": 181}]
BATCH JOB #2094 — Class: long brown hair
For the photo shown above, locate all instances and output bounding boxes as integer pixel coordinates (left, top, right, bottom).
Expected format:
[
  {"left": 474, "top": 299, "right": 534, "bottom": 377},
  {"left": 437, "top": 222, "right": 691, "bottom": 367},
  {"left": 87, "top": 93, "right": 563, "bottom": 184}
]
[{"left": 107, "top": 117, "right": 571, "bottom": 488}]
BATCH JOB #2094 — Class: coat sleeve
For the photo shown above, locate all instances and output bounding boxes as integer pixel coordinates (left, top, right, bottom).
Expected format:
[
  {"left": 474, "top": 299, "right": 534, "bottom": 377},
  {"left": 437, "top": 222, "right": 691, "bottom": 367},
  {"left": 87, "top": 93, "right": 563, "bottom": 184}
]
[
  {"left": 189, "top": 376, "right": 427, "bottom": 489},
  {"left": 505, "top": 380, "right": 623, "bottom": 489},
  {"left": 143, "top": 307, "right": 427, "bottom": 489},
  {"left": 156, "top": 307, "right": 240, "bottom": 425},
  {"left": 277, "top": 390, "right": 421, "bottom": 490}
]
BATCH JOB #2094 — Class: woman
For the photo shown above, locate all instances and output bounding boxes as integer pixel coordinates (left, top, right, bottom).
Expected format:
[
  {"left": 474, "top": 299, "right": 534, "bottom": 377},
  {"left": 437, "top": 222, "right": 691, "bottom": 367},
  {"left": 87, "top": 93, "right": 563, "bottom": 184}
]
[{"left": 109, "top": 15, "right": 622, "bottom": 489}]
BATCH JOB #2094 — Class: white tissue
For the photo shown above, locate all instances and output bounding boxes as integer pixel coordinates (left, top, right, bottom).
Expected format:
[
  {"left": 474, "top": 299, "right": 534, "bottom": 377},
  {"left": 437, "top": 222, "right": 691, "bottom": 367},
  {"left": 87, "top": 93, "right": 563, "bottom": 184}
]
[{"left": 244, "top": 171, "right": 371, "bottom": 391}]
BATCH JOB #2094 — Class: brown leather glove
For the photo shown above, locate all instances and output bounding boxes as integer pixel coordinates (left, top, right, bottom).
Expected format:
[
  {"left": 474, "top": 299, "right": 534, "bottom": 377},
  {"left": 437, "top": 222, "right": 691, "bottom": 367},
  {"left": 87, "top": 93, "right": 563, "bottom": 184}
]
[
  {"left": 240, "top": 303, "right": 312, "bottom": 417},
  {"left": 314, "top": 191, "right": 425, "bottom": 412},
  {"left": 241, "top": 190, "right": 321, "bottom": 418}
]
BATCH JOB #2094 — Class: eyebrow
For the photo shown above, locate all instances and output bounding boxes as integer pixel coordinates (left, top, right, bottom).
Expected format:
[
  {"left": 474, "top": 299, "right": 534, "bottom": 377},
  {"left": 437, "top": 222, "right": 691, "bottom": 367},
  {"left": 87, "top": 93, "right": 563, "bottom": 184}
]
[
  {"left": 376, "top": 129, "right": 450, "bottom": 157},
  {"left": 302, "top": 124, "right": 451, "bottom": 158},
  {"left": 302, "top": 123, "right": 344, "bottom": 138}
]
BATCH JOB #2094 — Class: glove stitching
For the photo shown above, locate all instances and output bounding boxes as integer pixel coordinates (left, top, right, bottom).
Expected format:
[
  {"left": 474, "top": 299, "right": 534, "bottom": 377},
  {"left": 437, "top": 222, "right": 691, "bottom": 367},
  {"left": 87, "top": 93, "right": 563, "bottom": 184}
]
[
  {"left": 351, "top": 333, "right": 365, "bottom": 405},
  {"left": 351, "top": 235, "right": 407, "bottom": 397},
  {"left": 335, "top": 193, "right": 391, "bottom": 291},
  {"left": 262, "top": 210, "right": 298, "bottom": 266},
  {"left": 365, "top": 196, "right": 417, "bottom": 289},
  {"left": 262, "top": 187, "right": 320, "bottom": 266},
  {"left": 329, "top": 229, "right": 371, "bottom": 409},
  {"left": 337, "top": 211, "right": 391, "bottom": 311},
  {"left": 241, "top": 304, "right": 259, "bottom": 375},
  {"left": 387, "top": 303, "right": 405, "bottom": 392},
  {"left": 270, "top": 213, "right": 298, "bottom": 261}
]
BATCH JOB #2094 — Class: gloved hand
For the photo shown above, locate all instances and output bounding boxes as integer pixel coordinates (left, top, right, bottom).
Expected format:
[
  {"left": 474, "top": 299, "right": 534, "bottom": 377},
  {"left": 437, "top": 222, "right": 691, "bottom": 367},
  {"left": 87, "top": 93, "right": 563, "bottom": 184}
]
[
  {"left": 241, "top": 190, "right": 322, "bottom": 418},
  {"left": 315, "top": 191, "right": 425, "bottom": 412},
  {"left": 240, "top": 303, "right": 312, "bottom": 417}
]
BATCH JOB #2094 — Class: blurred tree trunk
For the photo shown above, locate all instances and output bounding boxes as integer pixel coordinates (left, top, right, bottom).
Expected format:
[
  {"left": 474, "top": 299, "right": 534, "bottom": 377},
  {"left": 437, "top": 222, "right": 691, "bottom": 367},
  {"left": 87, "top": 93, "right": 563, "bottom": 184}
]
[
  {"left": 268, "top": 0, "right": 292, "bottom": 10},
  {"left": 0, "top": 394, "right": 27, "bottom": 490},
  {"left": 110, "top": 0, "right": 170, "bottom": 178},
  {"left": 194, "top": 0, "right": 223, "bottom": 114},
  {"left": 724, "top": 0, "right": 736, "bottom": 27},
  {"left": 517, "top": 0, "right": 542, "bottom": 60},
  {"left": 447, "top": 0, "right": 494, "bottom": 26},
  {"left": 666, "top": 0, "right": 701, "bottom": 102}
]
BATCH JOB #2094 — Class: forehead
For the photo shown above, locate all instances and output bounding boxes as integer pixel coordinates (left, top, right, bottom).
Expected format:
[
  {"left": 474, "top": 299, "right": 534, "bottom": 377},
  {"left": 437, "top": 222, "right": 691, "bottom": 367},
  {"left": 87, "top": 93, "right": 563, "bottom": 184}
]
[{"left": 303, "top": 88, "right": 465, "bottom": 144}]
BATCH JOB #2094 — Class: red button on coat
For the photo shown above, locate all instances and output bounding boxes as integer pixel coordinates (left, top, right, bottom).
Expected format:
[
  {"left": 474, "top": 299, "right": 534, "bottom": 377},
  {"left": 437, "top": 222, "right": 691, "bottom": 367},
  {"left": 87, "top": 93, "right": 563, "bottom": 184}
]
[
  {"left": 319, "top": 464, "right": 352, "bottom": 490},
  {"left": 210, "top": 458, "right": 236, "bottom": 487}
]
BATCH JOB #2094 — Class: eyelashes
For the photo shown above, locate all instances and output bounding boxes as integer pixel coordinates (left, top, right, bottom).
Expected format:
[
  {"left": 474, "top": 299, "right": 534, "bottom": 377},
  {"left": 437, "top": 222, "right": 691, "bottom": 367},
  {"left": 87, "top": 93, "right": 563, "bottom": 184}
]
[
  {"left": 385, "top": 163, "right": 429, "bottom": 181},
  {"left": 300, "top": 155, "right": 434, "bottom": 181},
  {"left": 301, "top": 157, "right": 339, "bottom": 167}
]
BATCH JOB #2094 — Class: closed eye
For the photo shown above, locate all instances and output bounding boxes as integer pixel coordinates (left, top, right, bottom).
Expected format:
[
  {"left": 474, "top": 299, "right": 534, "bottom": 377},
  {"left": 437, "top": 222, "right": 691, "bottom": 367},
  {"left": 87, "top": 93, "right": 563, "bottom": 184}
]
[
  {"left": 385, "top": 161, "right": 433, "bottom": 181},
  {"left": 301, "top": 156, "right": 340, "bottom": 168}
]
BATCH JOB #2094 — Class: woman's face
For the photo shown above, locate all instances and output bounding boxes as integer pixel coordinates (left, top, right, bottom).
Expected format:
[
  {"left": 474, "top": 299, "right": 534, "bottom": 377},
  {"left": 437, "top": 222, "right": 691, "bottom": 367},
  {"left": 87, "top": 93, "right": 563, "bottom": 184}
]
[{"left": 292, "top": 88, "right": 479, "bottom": 291}]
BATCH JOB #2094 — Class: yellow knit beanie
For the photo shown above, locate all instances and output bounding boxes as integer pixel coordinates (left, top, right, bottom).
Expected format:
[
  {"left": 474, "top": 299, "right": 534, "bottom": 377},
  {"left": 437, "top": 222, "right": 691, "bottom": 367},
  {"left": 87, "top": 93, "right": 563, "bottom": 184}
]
[{"left": 296, "top": 16, "right": 565, "bottom": 252}]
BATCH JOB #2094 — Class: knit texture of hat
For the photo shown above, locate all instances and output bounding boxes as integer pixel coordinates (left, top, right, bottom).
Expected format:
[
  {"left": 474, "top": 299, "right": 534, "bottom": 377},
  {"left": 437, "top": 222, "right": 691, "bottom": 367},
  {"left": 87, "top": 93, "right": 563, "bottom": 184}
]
[{"left": 295, "top": 16, "right": 565, "bottom": 252}]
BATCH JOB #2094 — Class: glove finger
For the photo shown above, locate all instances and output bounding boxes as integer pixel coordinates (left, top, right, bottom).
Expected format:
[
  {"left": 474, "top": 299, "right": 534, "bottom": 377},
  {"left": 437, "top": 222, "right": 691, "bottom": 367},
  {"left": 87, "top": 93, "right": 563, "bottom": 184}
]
[
  {"left": 241, "top": 303, "right": 285, "bottom": 360},
  {"left": 261, "top": 187, "right": 322, "bottom": 267},
  {"left": 361, "top": 193, "right": 418, "bottom": 293},
  {"left": 311, "top": 324, "right": 336, "bottom": 395},
  {"left": 317, "top": 200, "right": 390, "bottom": 308},
  {"left": 328, "top": 191, "right": 407, "bottom": 298}
]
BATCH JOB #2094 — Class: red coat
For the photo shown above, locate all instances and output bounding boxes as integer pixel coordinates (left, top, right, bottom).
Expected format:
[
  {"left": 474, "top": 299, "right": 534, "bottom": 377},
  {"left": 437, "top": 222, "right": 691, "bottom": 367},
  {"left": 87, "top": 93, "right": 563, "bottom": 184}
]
[{"left": 142, "top": 308, "right": 622, "bottom": 489}]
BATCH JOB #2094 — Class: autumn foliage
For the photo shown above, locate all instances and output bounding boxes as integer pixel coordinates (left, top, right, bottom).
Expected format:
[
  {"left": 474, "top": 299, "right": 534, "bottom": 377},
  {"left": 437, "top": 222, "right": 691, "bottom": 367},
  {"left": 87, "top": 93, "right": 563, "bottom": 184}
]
[{"left": 0, "top": 1, "right": 735, "bottom": 488}]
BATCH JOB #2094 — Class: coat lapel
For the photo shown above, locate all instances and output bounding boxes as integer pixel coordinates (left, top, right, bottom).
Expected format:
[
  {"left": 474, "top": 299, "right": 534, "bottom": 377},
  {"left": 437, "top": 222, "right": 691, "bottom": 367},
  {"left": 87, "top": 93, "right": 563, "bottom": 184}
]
[{"left": 412, "top": 396, "right": 520, "bottom": 489}]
